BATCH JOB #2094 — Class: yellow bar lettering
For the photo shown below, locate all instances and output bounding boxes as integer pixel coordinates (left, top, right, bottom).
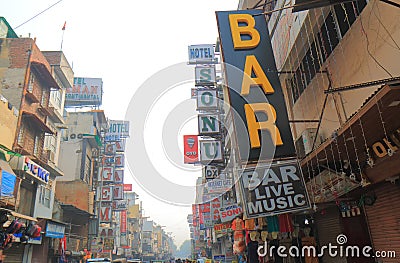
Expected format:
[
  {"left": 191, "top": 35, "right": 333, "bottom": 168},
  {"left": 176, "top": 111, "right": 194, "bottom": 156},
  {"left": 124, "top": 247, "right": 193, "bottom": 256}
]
[
  {"left": 244, "top": 103, "right": 283, "bottom": 148},
  {"left": 229, "top": 14, "right": 260, "bottom": 49},
  {"left": 241, "top": 55, "right": 274, "bottom": 96}
]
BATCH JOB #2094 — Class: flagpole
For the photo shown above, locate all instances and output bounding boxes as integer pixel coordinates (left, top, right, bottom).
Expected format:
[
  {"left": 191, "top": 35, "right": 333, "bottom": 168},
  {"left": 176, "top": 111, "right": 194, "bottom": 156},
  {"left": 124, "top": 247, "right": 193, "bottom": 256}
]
[
  {"left": 60, "top": 29, "right": 65, "bottom": 51},
  {"left": 61, "top": 21, "right": 66, "bottom": 51}
]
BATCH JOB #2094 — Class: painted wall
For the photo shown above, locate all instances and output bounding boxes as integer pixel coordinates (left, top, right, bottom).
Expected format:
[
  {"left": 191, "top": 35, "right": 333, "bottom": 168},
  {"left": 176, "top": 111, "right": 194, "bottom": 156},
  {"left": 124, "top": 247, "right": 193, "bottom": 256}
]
[
  {"left": 55, "top": 180, "right": 90, "bottom": 212},
  {"left": 0, "top": 94, "right": 18, "bottom": 149}
]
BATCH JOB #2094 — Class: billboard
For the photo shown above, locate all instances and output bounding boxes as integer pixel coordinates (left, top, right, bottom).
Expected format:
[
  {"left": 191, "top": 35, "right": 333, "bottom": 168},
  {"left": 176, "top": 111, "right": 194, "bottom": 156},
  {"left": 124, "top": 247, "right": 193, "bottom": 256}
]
[
  {"left": 216, "top": 10, "right": 296, "bottom": 162},
  {"left": 105, "top": 120, "right": 130, "bottom": 142},
  {"left": 65, "top": 77, "right": 102, "bottom": 106},
  {"left": 183, "top": 135, "right": 199, "bottom": 164},
  {"left": 239, "top": 160, "right": 310, "bottom": 218}
]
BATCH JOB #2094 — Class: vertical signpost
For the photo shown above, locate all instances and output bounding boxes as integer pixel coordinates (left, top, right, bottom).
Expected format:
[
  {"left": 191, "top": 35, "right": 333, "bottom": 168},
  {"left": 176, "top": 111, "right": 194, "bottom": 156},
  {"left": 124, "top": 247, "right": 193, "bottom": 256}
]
[{"left": 216, "top": 10, "right": 310, "bottom": 218}]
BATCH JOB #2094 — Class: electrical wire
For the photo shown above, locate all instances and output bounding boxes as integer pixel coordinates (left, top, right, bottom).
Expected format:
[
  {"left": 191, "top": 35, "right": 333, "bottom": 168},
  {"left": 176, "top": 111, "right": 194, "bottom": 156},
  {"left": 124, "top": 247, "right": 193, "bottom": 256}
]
[{"left": 15, "top": 0, "right": 63, "bottom": 29}]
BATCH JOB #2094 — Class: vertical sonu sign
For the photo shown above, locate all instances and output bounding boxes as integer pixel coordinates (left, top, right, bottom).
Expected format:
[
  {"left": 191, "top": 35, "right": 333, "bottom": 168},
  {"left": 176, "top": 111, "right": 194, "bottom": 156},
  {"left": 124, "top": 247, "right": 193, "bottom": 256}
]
[{"left": 216, "top": 10, "right": 296, "bottom": 162}]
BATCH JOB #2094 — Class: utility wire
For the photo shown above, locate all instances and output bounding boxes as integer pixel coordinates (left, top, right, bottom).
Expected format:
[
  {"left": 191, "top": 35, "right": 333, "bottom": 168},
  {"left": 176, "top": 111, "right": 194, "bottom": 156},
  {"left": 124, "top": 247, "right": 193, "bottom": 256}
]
[{"left": 15, "top": 0, "right": 63, "bottom": 29}]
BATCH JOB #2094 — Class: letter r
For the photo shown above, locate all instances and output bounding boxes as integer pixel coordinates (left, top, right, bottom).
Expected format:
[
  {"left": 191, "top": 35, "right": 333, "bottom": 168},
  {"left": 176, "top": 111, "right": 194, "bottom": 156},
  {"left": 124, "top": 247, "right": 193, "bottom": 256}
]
[
  {"left": 229, "top": 14, "right": 260, "bottom": 49},
  {"left": 244, "top": 103, "right": 283, "bottom": 148}
]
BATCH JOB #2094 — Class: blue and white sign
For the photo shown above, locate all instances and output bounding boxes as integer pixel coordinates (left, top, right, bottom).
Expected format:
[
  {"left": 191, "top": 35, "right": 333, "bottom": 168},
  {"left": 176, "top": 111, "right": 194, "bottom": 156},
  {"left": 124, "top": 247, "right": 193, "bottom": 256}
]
[
  {"left": 45, "top": 221, "right": 66, "bottom": 238},
  {"left": 188, "top": 44, "right": 215, "bottom": 64}
]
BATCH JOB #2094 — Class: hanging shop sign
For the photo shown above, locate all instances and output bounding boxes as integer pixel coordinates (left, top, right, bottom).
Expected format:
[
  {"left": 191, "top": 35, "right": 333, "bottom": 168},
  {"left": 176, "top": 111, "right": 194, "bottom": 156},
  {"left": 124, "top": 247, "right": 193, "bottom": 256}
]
[
  {"left": 211, "top": 197, "right": 222, "bottom": 221},
  {"left": 65, "top": 77, "right": 103, "bottom": 107},
  {"left": 239, "top": 160, "right": 310, "bottom": 218},
  {"left": 197, "top": 89, "right": 218, "bottom": 110},
  {"left": 198, "top": 114, "right": 220, "bottom": 135},
  {"left": 216, "top": 10, "right": 296, "bottom": 162},
  {"left": 113, "top": 185, "right": 124, "bottom": 200},
  {"left": 108, "top": 120, "right": 130, "bottom": 138},
  {"left": 183, "top": 135, "right": 199, "bottom": 164},
  {"left": 45, "top": 221, "right": 66, "bottom": 238},
  {"left": 204, "top": 165, "right": 219, "bottom": 180},
  {"left": 306, "top": 169, "right": 359, "bottom": 203},
  {"left": 195, "top": 66, "right": 216, "bottom": 86},
  {"left": 100, "top": 206, "right": 112, "bottom": 222},
  {"left": 123, "top": 184, "right": 132, "bottom": 191},
  {"left": 214, "top": 222, "right": 231, "bottom": 238},
  {"left": 368, "top": 128, "right": 400, "bottom": 159},
  {"left": 206, "top": 179, "right": 233, "bottom": 194},
  {"left": 100, "top": 166, "right": 114, "bottom": 182},
  {"left": 10, "top": 156, "right": 49, "bottom": 184},
  {"left": 120, "top": 210, "right": 127, "bottom": 233},
  {"left": 114, "top": 169, "right": 124, "bottom": 184},
  {"left": 113, "top": 200, "right": 128, "bottom": 210},
  {"left": 188, "top": 44, "right": 215, "bottom": 64},
  {"left": 199, "top": 140, "right": 223, "bottom": 162},
  {"left": 219, "top": 204, "right": 243, "bottom": 223}
]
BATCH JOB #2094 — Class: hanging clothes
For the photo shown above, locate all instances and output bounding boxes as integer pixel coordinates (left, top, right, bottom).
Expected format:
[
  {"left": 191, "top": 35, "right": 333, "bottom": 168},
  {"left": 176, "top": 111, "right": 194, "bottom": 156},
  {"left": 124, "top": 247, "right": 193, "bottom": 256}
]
[
  {"left": 247, "top": 240, "right": 259, "bottom": 263},
  {"left": 266, "top": 216, "right": 279, "bottom": 233},
  {"left": 278, "top": 214, "right": 294, "bottom": 233}
]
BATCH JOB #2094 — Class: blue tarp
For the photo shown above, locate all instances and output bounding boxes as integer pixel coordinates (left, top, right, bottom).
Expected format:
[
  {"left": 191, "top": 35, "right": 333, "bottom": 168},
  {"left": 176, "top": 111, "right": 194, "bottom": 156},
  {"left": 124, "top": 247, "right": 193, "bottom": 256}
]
[{"left": 1, "top": 170, "right": 16, "bottom": 197}]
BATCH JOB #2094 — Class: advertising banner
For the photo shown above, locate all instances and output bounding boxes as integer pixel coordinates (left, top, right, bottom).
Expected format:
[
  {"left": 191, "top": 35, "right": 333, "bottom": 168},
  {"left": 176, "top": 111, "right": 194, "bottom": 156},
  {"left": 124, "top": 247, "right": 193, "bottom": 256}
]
[
  {"left": 219, "top": 204, "right": 242, "bottom": 223},
  {"left": 120, "top": 210, "right": 127, "bottom": 233},
  {"left": 65, "top": 77, "right": 102, "bottom": 106},
  {"left": 183, "top": 135, "right": 199, "bottom": 164},
  {"left": 206, "top": 179, "right": 232, "bottom": 194},
  {"left": 216, "top": 10, "right": 296, "bottom": 162},
  {"left": 210, "top": 197, "right": 221, "bottom": 221},
  {"left": 188, "top": 44, "right": 215, "bottom": 64},
  {"left": 239, "top": 160, "right": 310, "bottom": 218},
  {"left": 214, "top": 222, "right": 231, "bottom": 238},
  {"left": 113, "top": 200, "right": 128, "bottom": 211},
  {"left": 123, "top": 184, "right": 132, "bottom": 191},
  {"left": 195, "top": 66, "right": 216, "bottom": 86}
]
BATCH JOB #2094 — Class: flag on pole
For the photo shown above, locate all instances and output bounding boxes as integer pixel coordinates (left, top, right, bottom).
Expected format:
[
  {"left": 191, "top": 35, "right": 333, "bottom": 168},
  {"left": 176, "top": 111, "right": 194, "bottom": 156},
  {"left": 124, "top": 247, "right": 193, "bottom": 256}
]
[{"left": 62, "top": 21, "right": 66, "bottom": 30}]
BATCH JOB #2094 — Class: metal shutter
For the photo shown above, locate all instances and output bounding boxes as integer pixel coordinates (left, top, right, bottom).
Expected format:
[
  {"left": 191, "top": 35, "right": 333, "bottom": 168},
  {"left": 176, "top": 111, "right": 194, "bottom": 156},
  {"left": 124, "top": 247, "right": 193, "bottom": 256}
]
[
  {"left": 2, "top": 243, "right": 25, "bottom": 262},
  {"left": 315, "top": 206, "right": 347, "bottom": 263},
  {"left": 364, "top": 183, "right": 400, "bottom": 263}
]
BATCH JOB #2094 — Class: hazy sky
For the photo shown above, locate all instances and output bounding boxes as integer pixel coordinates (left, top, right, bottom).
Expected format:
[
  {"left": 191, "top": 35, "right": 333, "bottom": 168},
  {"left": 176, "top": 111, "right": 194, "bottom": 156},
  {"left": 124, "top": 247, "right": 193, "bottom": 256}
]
[{"left": 2, "top": 0, "right": 238, "bottom": 247}]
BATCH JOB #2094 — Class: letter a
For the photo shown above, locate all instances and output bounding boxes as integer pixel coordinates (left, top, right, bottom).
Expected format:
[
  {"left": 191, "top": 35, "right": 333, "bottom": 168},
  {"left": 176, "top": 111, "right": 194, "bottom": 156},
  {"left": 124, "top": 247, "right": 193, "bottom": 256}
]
[
  {"left": 241, "top": 55, "right": 274, "bottom": 96},
  {"left": 244, "top": 103, "right": 283, "bottom": 148},
  {"left": 229, "top": 14, "right": 260, "bottom": 49}
]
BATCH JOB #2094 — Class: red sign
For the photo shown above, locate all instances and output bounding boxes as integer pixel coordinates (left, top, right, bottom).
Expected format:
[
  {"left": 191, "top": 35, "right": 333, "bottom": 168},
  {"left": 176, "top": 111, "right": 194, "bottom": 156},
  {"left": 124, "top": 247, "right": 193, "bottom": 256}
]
[
  {"left": 183, "top": 135, "right": 199, "bottom": 163},
  {"left": 121, "top": 210, "right": 127, "bottom": 233},
  {"left": 123, "top": 184, "right": 132, "bottom": 191}
]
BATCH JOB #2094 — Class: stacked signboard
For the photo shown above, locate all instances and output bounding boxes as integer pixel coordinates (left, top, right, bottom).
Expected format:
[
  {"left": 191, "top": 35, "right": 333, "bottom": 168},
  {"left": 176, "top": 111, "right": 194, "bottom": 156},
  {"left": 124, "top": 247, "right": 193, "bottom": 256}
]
[{"left": 97, "top": 120, "right": 130, "bottom": 255}]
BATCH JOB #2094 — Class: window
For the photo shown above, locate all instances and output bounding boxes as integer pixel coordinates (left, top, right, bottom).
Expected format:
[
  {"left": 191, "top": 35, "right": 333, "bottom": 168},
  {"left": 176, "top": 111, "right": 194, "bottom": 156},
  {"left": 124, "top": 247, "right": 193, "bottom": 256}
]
[
  {"left": 84, "top": 154, "right": 92, "bottom": 183},
  {"left": 17, "top": 127, "right": 24, "bottom": 145},
  {"left": 50, "top": 90, "right": 62, "bottom": 109},
  {"left": 39, "top": 185, "right": 51, "bottom": 208},
  {"left": 334, "top": 0, "right": 368, "bottom": 39},
  {"left": 33, "top": 134, "right": 40, "bottom": 157},
  {"left": 27, "top": 74, "right": 34, "bottom": 93}
]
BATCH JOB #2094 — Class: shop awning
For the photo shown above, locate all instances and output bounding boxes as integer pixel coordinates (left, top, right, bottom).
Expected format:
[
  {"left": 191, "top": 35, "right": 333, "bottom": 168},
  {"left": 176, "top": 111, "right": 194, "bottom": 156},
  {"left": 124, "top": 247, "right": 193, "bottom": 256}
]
[
  {"left": 60, "top": 204, "right": 94, "bottom": 218},
  {"left": 0, "top": 207, "right": 37, "bottom": 222},
  {"left": 301, "top": 83, "right": 400, "bottom": 184}
]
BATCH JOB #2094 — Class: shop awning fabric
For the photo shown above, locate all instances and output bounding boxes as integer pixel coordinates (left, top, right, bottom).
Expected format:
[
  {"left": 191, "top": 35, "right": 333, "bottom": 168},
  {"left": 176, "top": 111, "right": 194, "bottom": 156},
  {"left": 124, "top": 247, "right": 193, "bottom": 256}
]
[{"left": 301, "top": 83, "right": 400, "bottom": 184}]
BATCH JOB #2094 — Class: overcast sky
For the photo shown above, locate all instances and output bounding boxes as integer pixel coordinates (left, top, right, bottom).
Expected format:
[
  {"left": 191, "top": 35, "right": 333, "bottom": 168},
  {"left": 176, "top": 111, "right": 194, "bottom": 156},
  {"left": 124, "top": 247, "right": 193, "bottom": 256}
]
[{"left": 2, "top": 0, "right": 238, "bottom": 247}]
